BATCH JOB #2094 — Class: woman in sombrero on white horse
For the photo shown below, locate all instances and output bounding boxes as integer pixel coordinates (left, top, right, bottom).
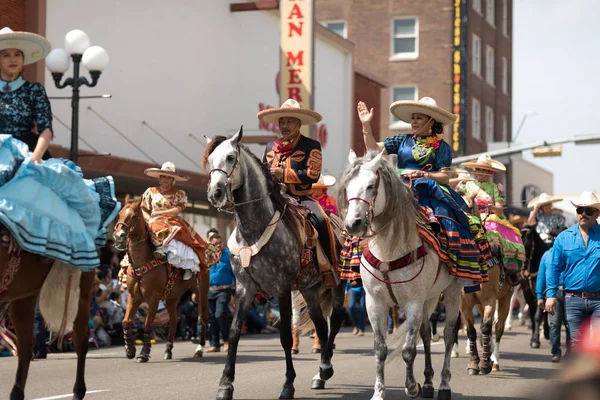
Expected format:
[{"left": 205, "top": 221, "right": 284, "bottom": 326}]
[{"left": 142, "top": 162, "right": 208, "bottom": 280}]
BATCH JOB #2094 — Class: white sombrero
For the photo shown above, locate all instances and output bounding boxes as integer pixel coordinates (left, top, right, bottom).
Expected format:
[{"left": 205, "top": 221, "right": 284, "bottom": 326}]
[
  {"left": 257, "top": 98, "right": 322, "bottom": 125},
  {"left": 449, "top": 170, "right": 476, "bottom": 187},
  {"left": 389, "top": 97, "right": 457, "bottom": 126},
  {"left": 312, "top": 174, "right": 336, "bottom": 189},
  {"left": 0, "top": 27, "right": 51, "bottom": 65},
  {"left": 527, "top": 193, "right": 563, "bottom": 209},
  {"left": 571, "top": 191, "right": 600, "bottom": 211},
  {"left": 144, "top": 162, "right": 190, "bottom": 182},
  {"left": 461, "top": 154, "right": 506, "bottom": 172}
]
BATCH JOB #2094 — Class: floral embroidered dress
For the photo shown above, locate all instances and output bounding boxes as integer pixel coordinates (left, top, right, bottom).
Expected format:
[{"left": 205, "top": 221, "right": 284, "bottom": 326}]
[
  {"left": 141, "top": 186, "right": 208, "bottom": 274},
  {"left": 0, "top": 77, "right": 120, "bottom": 269},
  {"left": 458, "top": 180, "right": 526, "bottom": 273}
]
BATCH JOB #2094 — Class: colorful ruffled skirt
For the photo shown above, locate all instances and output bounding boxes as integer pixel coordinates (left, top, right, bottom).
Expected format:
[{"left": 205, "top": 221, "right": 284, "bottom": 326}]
[
  {"left": 0, "top": 135, "right": 121, "bottom": 270},
  {"left": 480, "top": 214, "right": 526, "bottom": 273}
]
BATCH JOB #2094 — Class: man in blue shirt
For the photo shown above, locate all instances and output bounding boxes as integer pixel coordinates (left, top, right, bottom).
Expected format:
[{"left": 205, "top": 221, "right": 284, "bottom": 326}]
[
  {"left": 537, "top": 248, "right": 570, "bottom": 362},
  {"left": 206, "top": 234, "right": 235, "bottom": 353},
  {"left": 546, "top": 192, "right": 600, "bottom": 346}
]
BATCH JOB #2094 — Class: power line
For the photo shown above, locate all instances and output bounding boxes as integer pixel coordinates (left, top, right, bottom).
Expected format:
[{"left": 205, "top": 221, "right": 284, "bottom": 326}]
[{"left": 141, "top": 121, "right": 203, "bottom": 170}]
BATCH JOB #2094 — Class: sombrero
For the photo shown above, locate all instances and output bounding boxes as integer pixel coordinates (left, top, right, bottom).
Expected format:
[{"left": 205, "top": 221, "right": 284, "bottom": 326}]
[
  {"left": 570, "top": 191, "right": 600, "bottom": 211},
  {"left": 509, "top": 215, "right": 528, "bottom": 226},
  {"left": 389, "top": 97, "right": 457, "bottom": 126},
  {"left": 312, "top": 174, "right": 336, "bottom": 189},
  {"left": 461, "top": 154, "right": 506, "bottom": 172},
  {"left": 449, "top": 170, "right": 475, "bottom": 187},
  {"left": 144, "top": 162, "right": 190, "bottom": 182},
  {"left": 257, "top": 98, "right": 322, "bottom": 125},
  {"left": 0, "top": 27, "right": 51, "bottom": 65},
  {"left": 527, "top": 193, "right": 563, "bottom": 209}
]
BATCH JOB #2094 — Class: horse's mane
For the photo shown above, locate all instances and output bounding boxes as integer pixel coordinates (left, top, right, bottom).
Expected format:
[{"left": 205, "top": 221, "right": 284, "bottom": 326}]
[
  {"left": 338, "top": 151, "right": 418, "bottom": 244},
  {"left": 203, "top": 135, "right": 303, "bottom": 244}
]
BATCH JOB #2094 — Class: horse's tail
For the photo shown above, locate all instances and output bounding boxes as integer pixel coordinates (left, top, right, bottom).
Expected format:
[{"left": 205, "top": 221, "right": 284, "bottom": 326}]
[
  {"left": 386, "top": 296, "right": 438, "bottom": 364},
  {"left": 291, "top": 287, "right": 333, "bottom": 335},
  {"left": 39, "top": 261, "right": 82, "bottom": 338}
]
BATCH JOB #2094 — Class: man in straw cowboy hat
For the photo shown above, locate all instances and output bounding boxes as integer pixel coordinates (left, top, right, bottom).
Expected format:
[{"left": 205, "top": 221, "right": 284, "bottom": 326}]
[
  {"left": 258, "top": 99, "right": 338, "bottom": 288},
  {"left": 527, "top": 193, "right": 567, "bottom": 246},
  {"left": 546, "top": 191, "right": 600, "bottom": 346}
]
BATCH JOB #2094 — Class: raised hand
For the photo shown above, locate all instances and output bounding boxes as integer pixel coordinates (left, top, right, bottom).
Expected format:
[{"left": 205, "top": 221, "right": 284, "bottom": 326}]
[{"left": 357, "top": 101, "right": 374, "bottom": 125}]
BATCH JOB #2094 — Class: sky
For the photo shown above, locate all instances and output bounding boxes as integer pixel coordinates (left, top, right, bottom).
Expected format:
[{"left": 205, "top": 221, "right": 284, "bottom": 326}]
[{"left": 513, "top": 0, "right": 600, "bottom": 195}]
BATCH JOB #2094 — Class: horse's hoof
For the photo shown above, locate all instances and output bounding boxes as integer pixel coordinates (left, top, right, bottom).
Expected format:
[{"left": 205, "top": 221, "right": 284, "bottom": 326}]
[
  {"left": 432, "top": 333, "right": 440, "bottom": 342},
  {"left": 319, "top": 366, "right": 334, "bottom": 381},
  {"left": 492, "top": 363, "right": 500, "bottom": 372},
  {"left": 480, "top": 364, "right": 492, "bottom": 375},
  {"left": 311, "top": 348, "right": 321, "bottom": 354},
  {"left": 292, "top": 349, "right": 299, "bottom": 355},
  {"left": 164, "top": 352, "right": 172, "bottom": 360},
  {"left": 451, "top": 351, "right": 459, "bottom": 358},
  {"left": 530, "top": 341, "right": 540, "bottom": 349},
  {"left": 438, "top": 389, "right": 452, "bottom": 400},
  {"left": 279, "top": 386, "right": 295, "bottom": 399},
  {"left": 136, "top": 355, "right": 150, "bottom": 363},
  {"left": 10, "top": 385, "right": 25, "bottom": 400},
  {"left": 311, "top": 379, "right": 325, "bottom": 390},
  {"left": 216, "top": 386, "right": 234, "bottom": 400},
  {"left": 125, "top": 347, "right": 136, "bottom": 359},
  {"left": 193, "top": 350, "right": 203, "bottom": 358},
  {"left": 72, "top": 384, "right": 87, "bottom": 400},
  {"left": 467, "top": 367, "right": 480, "bottom": 376},
  {"left": 421, "top": 384, "right": 435, "bottom": 398},
  {"left": 506, "top": 326, "right": 512, "bottom": 331},
  {"left": 405, "top": 383, "right": 421, "bottom": 398}
]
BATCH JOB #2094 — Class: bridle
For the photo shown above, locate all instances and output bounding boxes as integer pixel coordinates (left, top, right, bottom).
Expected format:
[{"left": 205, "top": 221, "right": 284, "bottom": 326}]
[
  {"left": 346, "top": 170, "right": 390, "bottom": 237},
  {"left": 113, "top": 207, "right": 144, "bottom": 252}
]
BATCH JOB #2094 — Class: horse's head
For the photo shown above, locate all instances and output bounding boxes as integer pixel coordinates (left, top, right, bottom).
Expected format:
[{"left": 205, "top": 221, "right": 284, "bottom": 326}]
[
  {"left": 338, "top": 150, "right": 390, "bottom": 237},
  {"left": 520, "top": 223, "right": 549, "bottom": 273},
  {"left": 204, "top": 126, "right": 245, "bottom": 210},
  {"left": 113, "top": 197, "right": 143, "bottom": 251}
]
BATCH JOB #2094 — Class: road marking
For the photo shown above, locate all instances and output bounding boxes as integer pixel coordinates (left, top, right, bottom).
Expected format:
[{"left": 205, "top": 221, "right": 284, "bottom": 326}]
[
  {"left": 49, "top": 352, "right": 119, "bottom": 358},
  {"left": 33, "top": 390, "right": 110, "bottom": 399},
  {"left": 417, "top": 342, "right": 444, "bottom": 348}
]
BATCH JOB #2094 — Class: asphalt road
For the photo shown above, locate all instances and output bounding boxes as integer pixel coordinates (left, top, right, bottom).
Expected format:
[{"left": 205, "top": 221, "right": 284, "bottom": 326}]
[{"left": 0, "top": 321, "right": 562, "bottom": 400}]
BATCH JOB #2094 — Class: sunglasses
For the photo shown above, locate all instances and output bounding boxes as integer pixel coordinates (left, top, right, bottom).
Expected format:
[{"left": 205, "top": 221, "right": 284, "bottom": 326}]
[{"left": 576, "top": 207, "right": 598, "bottom": 216}]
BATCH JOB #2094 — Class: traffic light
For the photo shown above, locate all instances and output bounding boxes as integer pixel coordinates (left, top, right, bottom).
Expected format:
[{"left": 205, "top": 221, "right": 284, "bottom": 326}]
[{"left": 532, "top": 146, "right": 562, "bottom": 157}]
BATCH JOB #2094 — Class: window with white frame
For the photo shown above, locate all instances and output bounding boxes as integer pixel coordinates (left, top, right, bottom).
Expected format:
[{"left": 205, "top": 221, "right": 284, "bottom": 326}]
[
  {"left": 473, "top": 0, "right": 482, "bottom": 14},
  {"left": 391, "top": 18, "right": 418, "bottom": 60},
  {"left": 390, "top": 86, "right": 418, "bottom": 128},
  {"left": 486, "top": 45, "right": 495, "bottom": 86},
  {"left": 323, "top": 21, "right": 347, "bottom": 39},
  {"left": 485, "top": 106, "right": 495, "bottom": 142},
  {"left": 502, "top": 57, "right": 508, "bottom": 94},
  {"left": 502, "top": 0, "right": 508, "bottom": 36},
  {"left": 472, "top": 97, "right": 481, "bottom": 140},
  {"left": 501, "top": 115, "right": 508, "bottom": 142},
  {"left": 472, "top": 34, "right": 482, "bottom": 77},
  {"left": 486, "top": 0, "right": 495, "bottom": 26}
]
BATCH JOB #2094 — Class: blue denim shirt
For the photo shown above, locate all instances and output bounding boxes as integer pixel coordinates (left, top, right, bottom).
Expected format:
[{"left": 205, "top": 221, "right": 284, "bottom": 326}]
[
  {"left": 536, "top": 249, "right": 564, "bottom": 300},
  {"left": 547, "top": 223, "right": 600, "bottom": 298},
  {"left": 209, "top": 248, "right": 235, "bottom": 287}
]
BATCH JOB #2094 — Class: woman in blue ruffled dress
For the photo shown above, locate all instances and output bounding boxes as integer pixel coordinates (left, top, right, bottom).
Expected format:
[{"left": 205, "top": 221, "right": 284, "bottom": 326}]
[{"left": 0, "top": 27, "right": 120, "bottom": 269}]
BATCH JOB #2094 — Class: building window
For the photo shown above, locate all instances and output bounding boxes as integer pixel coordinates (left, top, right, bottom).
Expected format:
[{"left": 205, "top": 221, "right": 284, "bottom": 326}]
[
  {"left": 502, "top": 57, "right": 508, "bottom": 94},
  {"left": 472, "top": 34, "right": 482, "bottom": 77},
  {"left": 472, "top": 97, "right": 481, "bottom": 140},
  {"left": 390, "top": 86, "right": 418, "bottom": 128},
  {"left": 391, "top": 18, "right": 418, "bottom": 60},
  {"left": 486, "top": 45, "right": 495, "bottom": 86},
  {"left": 486, "top": 106, "right": 495, "bottom": 143},
  {"left": 502, "top": 0, "right": 508, "bottom": 36},
  {"left": 501, "top": 115, "right": 508, "bottom": 142},
  {"left": 486, "top": 0, "right": 495, "bottom": 27},
  {"left": 322, "top": 21, "right": 347, "bottom": 39},
  {"left": 473, "top": 0, "right": 482, "bottom": 14}
]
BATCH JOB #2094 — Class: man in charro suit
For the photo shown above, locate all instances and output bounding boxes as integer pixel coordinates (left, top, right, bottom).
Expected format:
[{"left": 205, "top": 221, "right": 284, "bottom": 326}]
[{"left": 258, "top": 99, "right": 338, "bottom": 288}]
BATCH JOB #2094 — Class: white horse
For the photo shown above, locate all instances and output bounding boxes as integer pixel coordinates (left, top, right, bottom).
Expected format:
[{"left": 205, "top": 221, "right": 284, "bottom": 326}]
[{"left": 339, "top": 150, "right": 462, "bottom": 400}]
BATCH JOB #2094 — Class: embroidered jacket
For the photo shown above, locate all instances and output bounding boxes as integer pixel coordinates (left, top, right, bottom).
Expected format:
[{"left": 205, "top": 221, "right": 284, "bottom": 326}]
[{"left": 263, "top": 135, "right": 323, "bottom": 196}]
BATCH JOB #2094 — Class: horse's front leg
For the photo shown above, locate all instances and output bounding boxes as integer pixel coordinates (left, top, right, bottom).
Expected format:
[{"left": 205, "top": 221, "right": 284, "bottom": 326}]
[
  {"left": 277, "top": 290, "right": 296, "bottom": 399},
  {"left": 438, "top": 282, "right": 461, "bottom": 400},
  {"left": 194, "top": 273, "right": 210, "bottom": 358},
  {"left": 164, "top": 296, "right": 179, "bottom": 360},
  {"left": 9, "top": 294, "right": 37, "bottom": 400},
  {"left": 137, "top": 297, "right": 160, "bottom": 363},
  {"left": 325, "top": 281, "right": 346, "bottom": 355},
  {"left": 122, "top": 278, "right": 142, "bottom": 360},
  {"left": 478, "top": 300, "right": 495, "bottom": 375},
  {"left": 365, "top": 292, "right": 389, "bottom": 400},
  {"left": 402, "top": 301, "right": 424, "bottom": 398},
  {"left": 419, "top": 301, "right": 435, "bottom": 399},
  {"left": 72, "top": 271, "right": 95, "bottom": 400},
  {"left": 217, "top": 283, "right": 255, "bottom": 400},
  {"left": 491, "top": 288, "right": 513, "bottom": 372},
  {"left": 302, "top": 285, "right": 333, "bottom": 390}
]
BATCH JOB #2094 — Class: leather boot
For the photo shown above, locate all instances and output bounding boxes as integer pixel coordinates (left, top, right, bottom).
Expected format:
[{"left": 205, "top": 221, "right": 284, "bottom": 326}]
[
  {"left": 316, "top": 243, "right": 338, "bottom": 288},
  {"left": 292, "top": 328, "right": 300, "bottom": 354}
]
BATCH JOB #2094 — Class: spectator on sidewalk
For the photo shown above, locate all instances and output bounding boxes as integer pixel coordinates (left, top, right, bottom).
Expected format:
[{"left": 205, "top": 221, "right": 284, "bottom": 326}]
[{"left": 346, "top": 281, "right": 366, "bottom": 336}]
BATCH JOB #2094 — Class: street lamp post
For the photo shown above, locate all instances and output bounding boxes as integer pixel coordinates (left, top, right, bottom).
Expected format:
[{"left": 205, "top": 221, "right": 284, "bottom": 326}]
[{"left": 45, "top": 30, "right": 109, "bottom": 164}]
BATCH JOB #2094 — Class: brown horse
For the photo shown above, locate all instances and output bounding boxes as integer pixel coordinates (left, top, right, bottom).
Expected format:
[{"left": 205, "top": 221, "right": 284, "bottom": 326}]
[
  {"left": 112, "top": 197, "right": 210, "bottom": 362},
  {"left": 0, "top": 246, "right": 95, "bottom": 400}
]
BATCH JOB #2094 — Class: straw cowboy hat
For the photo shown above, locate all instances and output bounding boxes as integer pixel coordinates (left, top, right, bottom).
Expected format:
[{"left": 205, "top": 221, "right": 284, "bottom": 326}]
[
  {"left": 527, "top": 193, "right": 563, "bottom": 209},
  {"left": 257, "top": 98, "right": 322, "bottom": 125},
  {"left": 449, "top": 171, "right": 476, "bottom": 187},
  {"left": 461, "top": 154, "right": 506, "bottom": 172},
  {"left": 509, "top": 214, "right": 528, "bottom": 226},
  {"left": 144, "top": 162, "right": 190, "bottom": 182},
  {"left": 389, "top": 97, "right": 458, "bottom": 126},
  {"left": 312, "top": 174, "right": 336, "bottom": 189},
  {"left": 0, "top": 27, "right": 51, "bottom": 65},
  {"left": 571, "top": 191, "right": 600, "bottom": 210}
]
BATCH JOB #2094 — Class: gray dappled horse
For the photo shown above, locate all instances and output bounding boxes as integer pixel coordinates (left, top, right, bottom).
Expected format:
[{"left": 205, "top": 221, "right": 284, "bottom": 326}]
[
  {"left": 339, "top": 150, "right": 461, "bottom": 400},
  {"left": 204, "top": 127, "right": 346, "bottom": 400}
]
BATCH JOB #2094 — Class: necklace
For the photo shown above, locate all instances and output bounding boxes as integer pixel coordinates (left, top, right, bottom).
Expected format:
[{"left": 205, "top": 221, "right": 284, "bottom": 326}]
[{"left": 0, "top": 76, "right": 22, "bottom": 93}]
